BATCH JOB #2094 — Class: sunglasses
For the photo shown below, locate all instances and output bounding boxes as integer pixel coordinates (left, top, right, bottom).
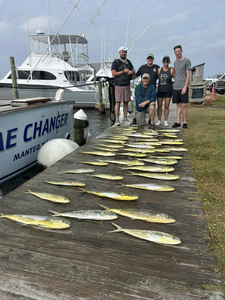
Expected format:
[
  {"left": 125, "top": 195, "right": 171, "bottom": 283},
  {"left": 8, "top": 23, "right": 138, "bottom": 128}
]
[
  {"left": 147, "top": 57, "right": 154, "bottom": 59},
  {"left": 163, "top": 59, "right": 169, "bottom": 63}
]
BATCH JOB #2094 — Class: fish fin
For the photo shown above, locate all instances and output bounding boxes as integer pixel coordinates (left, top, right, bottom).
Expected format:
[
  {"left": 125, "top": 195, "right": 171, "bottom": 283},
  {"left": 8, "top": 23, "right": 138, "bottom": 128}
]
[
  {"left": 97, "top": 203, "right": 110, "bottom": 211},
  {"left": 108, "top": 222, "right": 123, "bottom": 233},
  {"left": 48, "top": 210, "right": 60, "bottom": 216}
]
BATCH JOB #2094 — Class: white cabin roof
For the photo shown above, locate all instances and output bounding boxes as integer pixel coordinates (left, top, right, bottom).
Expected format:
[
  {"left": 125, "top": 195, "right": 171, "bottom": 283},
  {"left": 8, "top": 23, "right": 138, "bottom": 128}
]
[{"left": 29, "top": 34, "right": 88, "bottom": 45}]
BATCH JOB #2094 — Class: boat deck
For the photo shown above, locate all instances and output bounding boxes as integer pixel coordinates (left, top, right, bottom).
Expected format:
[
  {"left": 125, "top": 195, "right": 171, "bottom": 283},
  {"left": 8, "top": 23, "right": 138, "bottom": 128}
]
[{"left": 0, "top": 108, "right": 223, "bottom": 299}]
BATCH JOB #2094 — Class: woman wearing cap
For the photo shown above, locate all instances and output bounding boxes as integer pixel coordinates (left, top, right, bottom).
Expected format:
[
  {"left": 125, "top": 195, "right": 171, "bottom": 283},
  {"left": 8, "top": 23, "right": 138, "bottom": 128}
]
[{"left": 155, "top": 55, "right": 175, "bottom": 126}]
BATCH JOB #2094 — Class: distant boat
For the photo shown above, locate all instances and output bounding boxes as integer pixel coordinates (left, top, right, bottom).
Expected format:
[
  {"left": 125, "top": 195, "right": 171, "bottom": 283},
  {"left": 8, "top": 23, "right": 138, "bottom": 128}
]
[
  {"left": 0, "top": 32, "right": 98, "bottom": 107},
  {"left": 0, "top": 92, "right": 73, "bottom": 184}
]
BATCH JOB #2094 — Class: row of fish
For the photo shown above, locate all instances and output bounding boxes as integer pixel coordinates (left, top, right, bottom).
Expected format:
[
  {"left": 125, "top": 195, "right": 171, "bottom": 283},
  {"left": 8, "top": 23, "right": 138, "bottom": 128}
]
[{"left": 0, "top": 127, "right": 184, "bottom": 245}]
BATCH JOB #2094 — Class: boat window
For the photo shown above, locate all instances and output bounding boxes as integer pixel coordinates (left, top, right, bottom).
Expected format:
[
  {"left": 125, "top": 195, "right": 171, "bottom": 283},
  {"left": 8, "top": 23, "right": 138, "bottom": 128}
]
[
  {"left": 64, "top": 71, "right": 80, "bottom": 82},
  {"left": 32, "top": 71, "right": 56, "bottom": 80},
  {"left": 7, "top": 70, "right": 31, "bottom": 80}
]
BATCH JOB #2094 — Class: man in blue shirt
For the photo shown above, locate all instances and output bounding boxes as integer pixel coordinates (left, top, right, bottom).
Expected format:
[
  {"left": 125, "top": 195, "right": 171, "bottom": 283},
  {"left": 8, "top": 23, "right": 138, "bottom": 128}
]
[{"left": 134, "top": 73, "right": 156, "bottom": 129}]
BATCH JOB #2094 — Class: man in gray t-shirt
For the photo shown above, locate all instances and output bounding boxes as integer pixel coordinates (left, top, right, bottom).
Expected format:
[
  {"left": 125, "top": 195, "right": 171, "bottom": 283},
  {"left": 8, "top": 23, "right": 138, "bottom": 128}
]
[{"left": 172, "top": 45, "right": 191, "bottom": 129}]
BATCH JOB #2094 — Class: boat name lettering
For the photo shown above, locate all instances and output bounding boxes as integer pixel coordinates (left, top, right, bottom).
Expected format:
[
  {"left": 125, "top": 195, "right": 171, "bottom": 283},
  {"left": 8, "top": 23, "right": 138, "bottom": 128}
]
[
  {"left": 13, "top": 140, "right": 48, "bottom": 161},
  {"left": 0, "top": 113, "right": 68, "bottom": 151}
]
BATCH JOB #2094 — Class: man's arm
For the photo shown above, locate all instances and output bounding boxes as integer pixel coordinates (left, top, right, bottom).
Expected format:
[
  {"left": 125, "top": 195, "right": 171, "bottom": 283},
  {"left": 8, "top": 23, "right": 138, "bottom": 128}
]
[
  {"left": 181, "top": 69, "right": 190, "bottom": 95},
  {"left": 112, "top": 68, "right": 135, "bottom": 77}
]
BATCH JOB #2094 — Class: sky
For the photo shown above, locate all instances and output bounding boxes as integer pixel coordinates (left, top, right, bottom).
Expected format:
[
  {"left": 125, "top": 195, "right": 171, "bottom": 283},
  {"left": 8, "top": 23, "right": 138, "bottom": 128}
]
[{"left": 0, "top": 0, "right": 224, "bottom": 79}]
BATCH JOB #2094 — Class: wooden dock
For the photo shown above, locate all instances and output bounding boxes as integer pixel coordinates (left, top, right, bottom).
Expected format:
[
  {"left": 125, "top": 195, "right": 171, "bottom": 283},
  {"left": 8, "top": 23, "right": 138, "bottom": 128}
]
[{"left": 0, "top": 116, "right": 224, "bottom": 299}]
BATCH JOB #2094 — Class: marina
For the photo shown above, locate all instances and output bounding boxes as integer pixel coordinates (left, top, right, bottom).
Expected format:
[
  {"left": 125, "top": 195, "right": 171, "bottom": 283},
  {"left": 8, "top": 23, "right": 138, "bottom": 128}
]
[{"left": 0, "top": 105, "right": 223, "bottom": 299}]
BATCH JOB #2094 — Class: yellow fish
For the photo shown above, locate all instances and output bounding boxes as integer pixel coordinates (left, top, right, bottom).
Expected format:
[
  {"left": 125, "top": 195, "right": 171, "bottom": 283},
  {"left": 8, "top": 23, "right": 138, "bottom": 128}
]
[
  {"left": 81, "top": 151, "right": 115, "bottom": 156},
  {"left": 118, "top": 152, "right": 147, "bottom": 157},
  {"left": 98, "top": 204, "right": 176, "bottom": 223},
  {"left": 101, "top": 140, "right": 126, "bottom": 144},
  {"left": 138, "top": 158, "right": 178, "bottom": 165},
  {"left": 45, "top": 180, "right": 86, "bottom": 187},
  {"left": 87, "top": 174, "right": 123, "bottom": 180},
  {"left": 164, "top": 147, "right": 188, "bottom": 152},
  {"left": 49, "top": 210, "right": 118, "bottom": 221},
  {"left": 121, "top": 148, "right": 155, "bottom": 154},
  {"left": 25, "top": 190, "right": 70, "bottom": 203},
  {"left": 110, "top": 223, "right": 181, "bottom": 245},
  {"left": 99, "top": 144, "right": 124, "bottom": 148},
  {"left": 79, "top": 189, "right": 138, "bottom": 201},
  {"left": 94, "top": 147, "right": 120, "bottom": 152},
  {"left": 99, "top": 159, "right": 145, "bottom": 166},
  {"left": 0, "top": 214, "right": 70, "bottom": 229},
  {"left": 128, "top": 171, "right": 179, "bottom": 180},
  {"left": 81, "top": 161, "right": 108, "bottom": 166},
  {"left": 58, "top": 169, "right": 95, "bottom": 174},
  {"left": 123, "top": 166, "right": 174, "bottom": 172},
  {"left": 120, "top": 183, "right": 174, "bottom": 192}
]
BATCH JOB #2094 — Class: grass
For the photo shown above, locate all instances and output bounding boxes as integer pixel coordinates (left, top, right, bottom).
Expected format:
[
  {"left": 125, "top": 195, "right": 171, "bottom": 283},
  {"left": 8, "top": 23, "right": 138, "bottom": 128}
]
[{"left": 184, "top": 95, "right": 225, "bottom": 292}]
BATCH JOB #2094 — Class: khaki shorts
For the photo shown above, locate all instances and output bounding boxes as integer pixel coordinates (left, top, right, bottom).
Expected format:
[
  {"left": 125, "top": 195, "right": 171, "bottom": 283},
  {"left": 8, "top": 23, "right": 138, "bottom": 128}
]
[
  {"left": 136, "top": 106, "right": 150, "bottom": 126},
  {"left": 115, "top": 85, "right": 131, "bottom": 103}
]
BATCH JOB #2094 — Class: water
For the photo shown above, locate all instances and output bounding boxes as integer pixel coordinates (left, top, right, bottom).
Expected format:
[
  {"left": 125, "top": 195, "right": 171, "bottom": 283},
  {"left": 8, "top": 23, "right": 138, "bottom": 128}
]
[{"left": 0, "top": 108, "right": 112, "bottom": 197}]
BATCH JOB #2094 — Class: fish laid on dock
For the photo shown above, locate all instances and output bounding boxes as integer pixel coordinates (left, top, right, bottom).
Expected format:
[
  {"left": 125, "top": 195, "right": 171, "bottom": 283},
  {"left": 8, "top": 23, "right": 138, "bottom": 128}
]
[
  {"left": 49, "top": 210, "right": 118, "bottom": 220},
  {"left": 120, "top": 183, "right": 174, "bottom": 192},
  {"left": 25, "top": 190, "right": 70, "bottom": 203},
  {"left": 121, "top": 148, "right": 155, "bottom": 154},
  {"left": 123, "top": 166, "right": 174, "bottom": 172},
  {"left": 79, "top": 189, "right": 139, "bottom": 201},
  {"left": 154, "top": 149, "right": 170, "bottom": 153},
  {"left": 160, "top": 141, "right": 183, "bottom": 145},
  {"left": 81, "top": 151, "right": 115, "bottom": 156},
  {"left": 124, "top": 144, "right": 155, "bottom": 149},
  {"left": 125, "top": 133, "right": 156, "bottom": 138},
  {"left": 87, "top": 174, "right": 123, "bottom": 180},
  {"left": 158, "top": 129, "right": 180, "bottom": 133},
  {"left": 164, "top": 147, "right": 188, "bottom": 152},
  {"left": 99, "top": 144, "right": 125, "bottom": 148},
  {"left": 99, "top": 159, "right": 145, "bottom": 166},
  {"left": 135, "top": 139, "right": 159, "bottom": 142},
  {"left": 110, "top": 223, "right": 181, "bottom": 245},
  {"left": 138, "top": 158, "right": 178, "bottom": 165},
  {"left": 128, "top": 172, "right": 179, "bottom": 180},
  {"left": 149, "top": 155, "right": 183, "bottom": 160},
  {"left": 45, "top": 180, "right": 86, "bottom": 187},
  {"left": 118, "top": 152, "right": 147, "bottom": 157},
  {"left": 0, "top": 214, "right": 70, "bottom": 229},
  {"left": 94, "top": 147, "right": 120, "bottom": 152},
  {"left": 101, "top": 140, "right": 127, "bottom": 144},
  {"left": 58, "top": 169, "right": 95, "bottom": 174},
  {"left": 82, "top": 161, "right": 109, "bottom": 166},
  {"left": 110, "top": 136, "right": 130, "bottom": 140},
  {"left": 159, "top": 134, "right": 177, "bottom": 138},
  {"left": 98, "top": 204, "right": 176, "bottom": 223}
]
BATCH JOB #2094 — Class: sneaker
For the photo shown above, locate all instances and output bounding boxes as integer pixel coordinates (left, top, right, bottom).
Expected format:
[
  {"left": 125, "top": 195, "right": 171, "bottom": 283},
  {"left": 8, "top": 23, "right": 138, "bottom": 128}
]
[
  {"left": 132, "top": 118, "right": 137, "bottom": 124},
  {"left": 172, "top": 122, "right": 181, "bottom": 128},
  {"left": 115, "top": 120, "right": 120, "bottom": 126},
  {"left": 150, "top": 124, "right": 156, "bottom": 130},
  {"left": 148, "top": 119, "right": 151, "bottom": 125},
  {"left": 183, "top": 123, "right": 187, "bottom": 128},
  {"left": 164, "top": 120, "right": 169, "bottom": 127},
  {"left": 156, "top": 120, "right": 161, "bottom": 126}
]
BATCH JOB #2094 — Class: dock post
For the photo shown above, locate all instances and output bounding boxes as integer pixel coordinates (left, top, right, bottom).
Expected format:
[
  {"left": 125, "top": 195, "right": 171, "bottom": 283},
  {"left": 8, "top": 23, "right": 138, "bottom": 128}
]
[
  {"left": 98, "top": 81, "right": 105, "bottom": 113},
  {"left": 73, "top": 109, "right": 89, "bottom": 146},
  {"left": 9, "top": 56, "right": 19, "bottom": 99}
]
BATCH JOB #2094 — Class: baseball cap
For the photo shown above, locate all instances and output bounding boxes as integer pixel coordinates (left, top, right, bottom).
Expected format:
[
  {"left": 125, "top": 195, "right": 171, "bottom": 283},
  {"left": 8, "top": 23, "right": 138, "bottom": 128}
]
[
  {"left": 163, "top": 55, "right": 170, "bottom": 62},
  {"left": 118, "top": 46, "right": 128, "bottom": 52},
  {"left": 147, "top": 53, "right": 154, "bottom": 59},
  {"left": 142, "top": 73, "right": 150, "bottom": 79}
]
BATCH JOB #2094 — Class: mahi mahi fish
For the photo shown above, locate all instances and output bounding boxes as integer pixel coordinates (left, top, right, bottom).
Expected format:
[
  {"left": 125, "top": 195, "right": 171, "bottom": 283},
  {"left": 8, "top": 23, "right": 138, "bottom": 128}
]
[
  {"left": 149, "top": 155, "right": 183, "bottom": 160},
  {"left": 110, "top": 136, "right": 130, "bottom": 140},
  {"left": 110, "top": 223, "right": 181, "bottom": 245},
  {"left": 124, "top": 144, "right": 155, "bottom": 149},
  {"left": 117, "top": 152, "right": 147, "bottom": 157},
  {"left": 79, "top": 189, "right": 139, "bottom": 201},
  {"left": 138, "top": 158, "right": 178, "bottom": 165},
  {"left": 82, "top": 161, "right": 109, "bottom": 166},
  {"left": 158, "top": 129, "right": 180, "bottom": 133},
  {"left": 123, "top": 166, "right": 174, "bottom": 172},
  {"left": 99, "top": 144, "right": 124, "bottom": 148},
  {"left": 0, "top": 214, "right": 70, "bottom": 229},
  {"left": 120, "top": 183, "right": 174, "bottom": 192},
  {"left": 25, "top": 190, "right": 70, "bottom": 203},
  {"left": 94, "top": 147, "right": 120, "bottom": 152},
  {"left": 101, "top": 140, "right": 127, "bottom": 144},
  {"left": 81, "top": 151, "right": 115, "bottom": 156},
  {"left": 87, "top": 174, "right": 123, "bottom": 180},
  {"left": 160, "top": 141, "right": 183, "bottom": 145},
  {"left": 98, "top": 204, "right": 175, "bottom": 223},
  {"left": 164, "top": 147, "right": 188, "bottom": 152},
  {"left": 98, "top": 159, "right": 145, "bottom": 166},
  {"left": 49, "top": 210, "right": 118, "bottom": 220},
  {"left": 58, "top": 169, "right": 95, "bottom": 174},
  {"left": 121, "top": 148, "right": 155, "bottom": 154},
  {"left": 45, "top": 180, "right": 86, "bottom": 187},
  {"left": 128, "top": 171, "right": 179, "bottom": 180}
]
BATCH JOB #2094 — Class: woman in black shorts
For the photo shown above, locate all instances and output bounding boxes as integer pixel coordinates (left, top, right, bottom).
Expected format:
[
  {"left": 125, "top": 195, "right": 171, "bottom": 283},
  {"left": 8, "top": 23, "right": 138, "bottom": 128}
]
[{"left": 156, "top": 55, "right": 175, "bottom": 126}]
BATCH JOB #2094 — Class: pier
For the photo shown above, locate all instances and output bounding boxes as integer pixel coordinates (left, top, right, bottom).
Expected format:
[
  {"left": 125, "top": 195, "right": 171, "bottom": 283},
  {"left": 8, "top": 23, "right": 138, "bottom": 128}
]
[{"left": 0, "top": 103, "right": 223, "bottom": 300}]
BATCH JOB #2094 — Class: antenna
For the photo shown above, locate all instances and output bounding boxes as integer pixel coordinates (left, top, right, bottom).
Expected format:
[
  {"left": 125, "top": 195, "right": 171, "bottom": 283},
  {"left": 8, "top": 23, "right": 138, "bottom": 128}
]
[
  {"left": 125, "top": 0, "right": 133, "bottom": 45},
  {"left": 47, "top": 0, "right": 50, "bottom": 35},
  {"left": 79, "top": 0, "right": 107, "bottom": 36}
]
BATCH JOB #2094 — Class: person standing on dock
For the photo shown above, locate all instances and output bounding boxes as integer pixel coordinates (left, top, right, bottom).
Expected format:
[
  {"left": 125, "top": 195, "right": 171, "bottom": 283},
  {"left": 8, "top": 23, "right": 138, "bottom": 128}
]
[
  {"left": 156, "top": 55, "right": 175, "bottom": 127},
  {"left": 172, "top": 45, "right": 191, "bottom": 129},
  {"left": 111, "top": 46, "right": 135, "bottom": 126},
  {"left": 134, "top": 73, "right": 156, "bottom": 129},
  {"left": 132, "top": 53, "right": 159, "bottom": 125}
]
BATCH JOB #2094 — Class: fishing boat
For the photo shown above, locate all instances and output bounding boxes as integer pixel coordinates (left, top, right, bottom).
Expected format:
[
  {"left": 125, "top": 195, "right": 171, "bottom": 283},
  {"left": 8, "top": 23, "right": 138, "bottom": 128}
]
[
  {"left": 0, "top": 93, "right": 73, "bottom": 184},
  {"left": 0, "top": 31, "right": 98, "bottom": 107}
]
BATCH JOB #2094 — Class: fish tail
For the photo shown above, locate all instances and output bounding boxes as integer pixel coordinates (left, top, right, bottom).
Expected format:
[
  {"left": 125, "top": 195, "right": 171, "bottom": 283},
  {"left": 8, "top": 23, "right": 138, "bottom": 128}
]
[
  {"left": 127, "top": 171, "right": 135, "bottom": 175},
  {"left": 97, "top": 203, "right": 110, "bottom": 211},
  {"left": 108, "top": 222, "right": 123, "bottom": 233},
  {"left": 48, "top": 210, "right": 60, "bottom": 216},
  {"left": 78, "top": 188, "right": 86, "bottom": 192},
  {"left": 0, "top": 214, "right": 4, "bottom": 218},
  {"left": 24, "top": 189, "right": 32, "bottom": 194}
]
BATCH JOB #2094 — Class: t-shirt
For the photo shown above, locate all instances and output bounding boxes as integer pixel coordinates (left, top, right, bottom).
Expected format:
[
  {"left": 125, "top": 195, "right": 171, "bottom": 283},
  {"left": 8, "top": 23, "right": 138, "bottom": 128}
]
[
  {"left": 136, "top": 64, "right": 160, "bottom": 86},
  {"left": 173, "top": 57, "right": 191, "bottom": 90}
]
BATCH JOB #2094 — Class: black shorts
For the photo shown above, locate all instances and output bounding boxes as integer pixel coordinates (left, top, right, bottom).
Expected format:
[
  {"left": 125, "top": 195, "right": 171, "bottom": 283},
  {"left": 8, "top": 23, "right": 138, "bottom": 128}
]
[
  {"left": 172, "top": 88, "right": 189, "bottom": 103},
  {"left": 157, "top": 90, "right": 172, "bottom": 98}
]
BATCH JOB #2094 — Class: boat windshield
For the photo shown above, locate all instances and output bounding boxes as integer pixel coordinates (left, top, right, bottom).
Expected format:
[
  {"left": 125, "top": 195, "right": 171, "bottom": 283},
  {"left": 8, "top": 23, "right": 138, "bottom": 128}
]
[{"left": 210, "top": 74, "right": 223, "bottom": 79}]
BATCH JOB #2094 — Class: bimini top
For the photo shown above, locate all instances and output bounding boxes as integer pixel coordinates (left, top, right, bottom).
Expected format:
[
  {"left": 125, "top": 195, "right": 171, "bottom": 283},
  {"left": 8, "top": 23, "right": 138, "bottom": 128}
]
[{"left": 29, "top": 34, "right": 88, "bottom": 45}]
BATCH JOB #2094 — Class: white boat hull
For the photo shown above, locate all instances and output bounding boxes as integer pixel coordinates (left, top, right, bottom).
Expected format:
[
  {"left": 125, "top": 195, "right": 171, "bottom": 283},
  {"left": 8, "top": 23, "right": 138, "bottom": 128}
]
[{"left": 0, "top": 100, "right": 73, "bottom": 184}]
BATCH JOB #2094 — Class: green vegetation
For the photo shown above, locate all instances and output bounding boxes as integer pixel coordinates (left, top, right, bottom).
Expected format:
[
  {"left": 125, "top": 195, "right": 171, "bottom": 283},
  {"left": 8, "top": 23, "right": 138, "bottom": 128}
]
[{"left": 184, "top": 95, "right": 225, "bottom": 291}]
